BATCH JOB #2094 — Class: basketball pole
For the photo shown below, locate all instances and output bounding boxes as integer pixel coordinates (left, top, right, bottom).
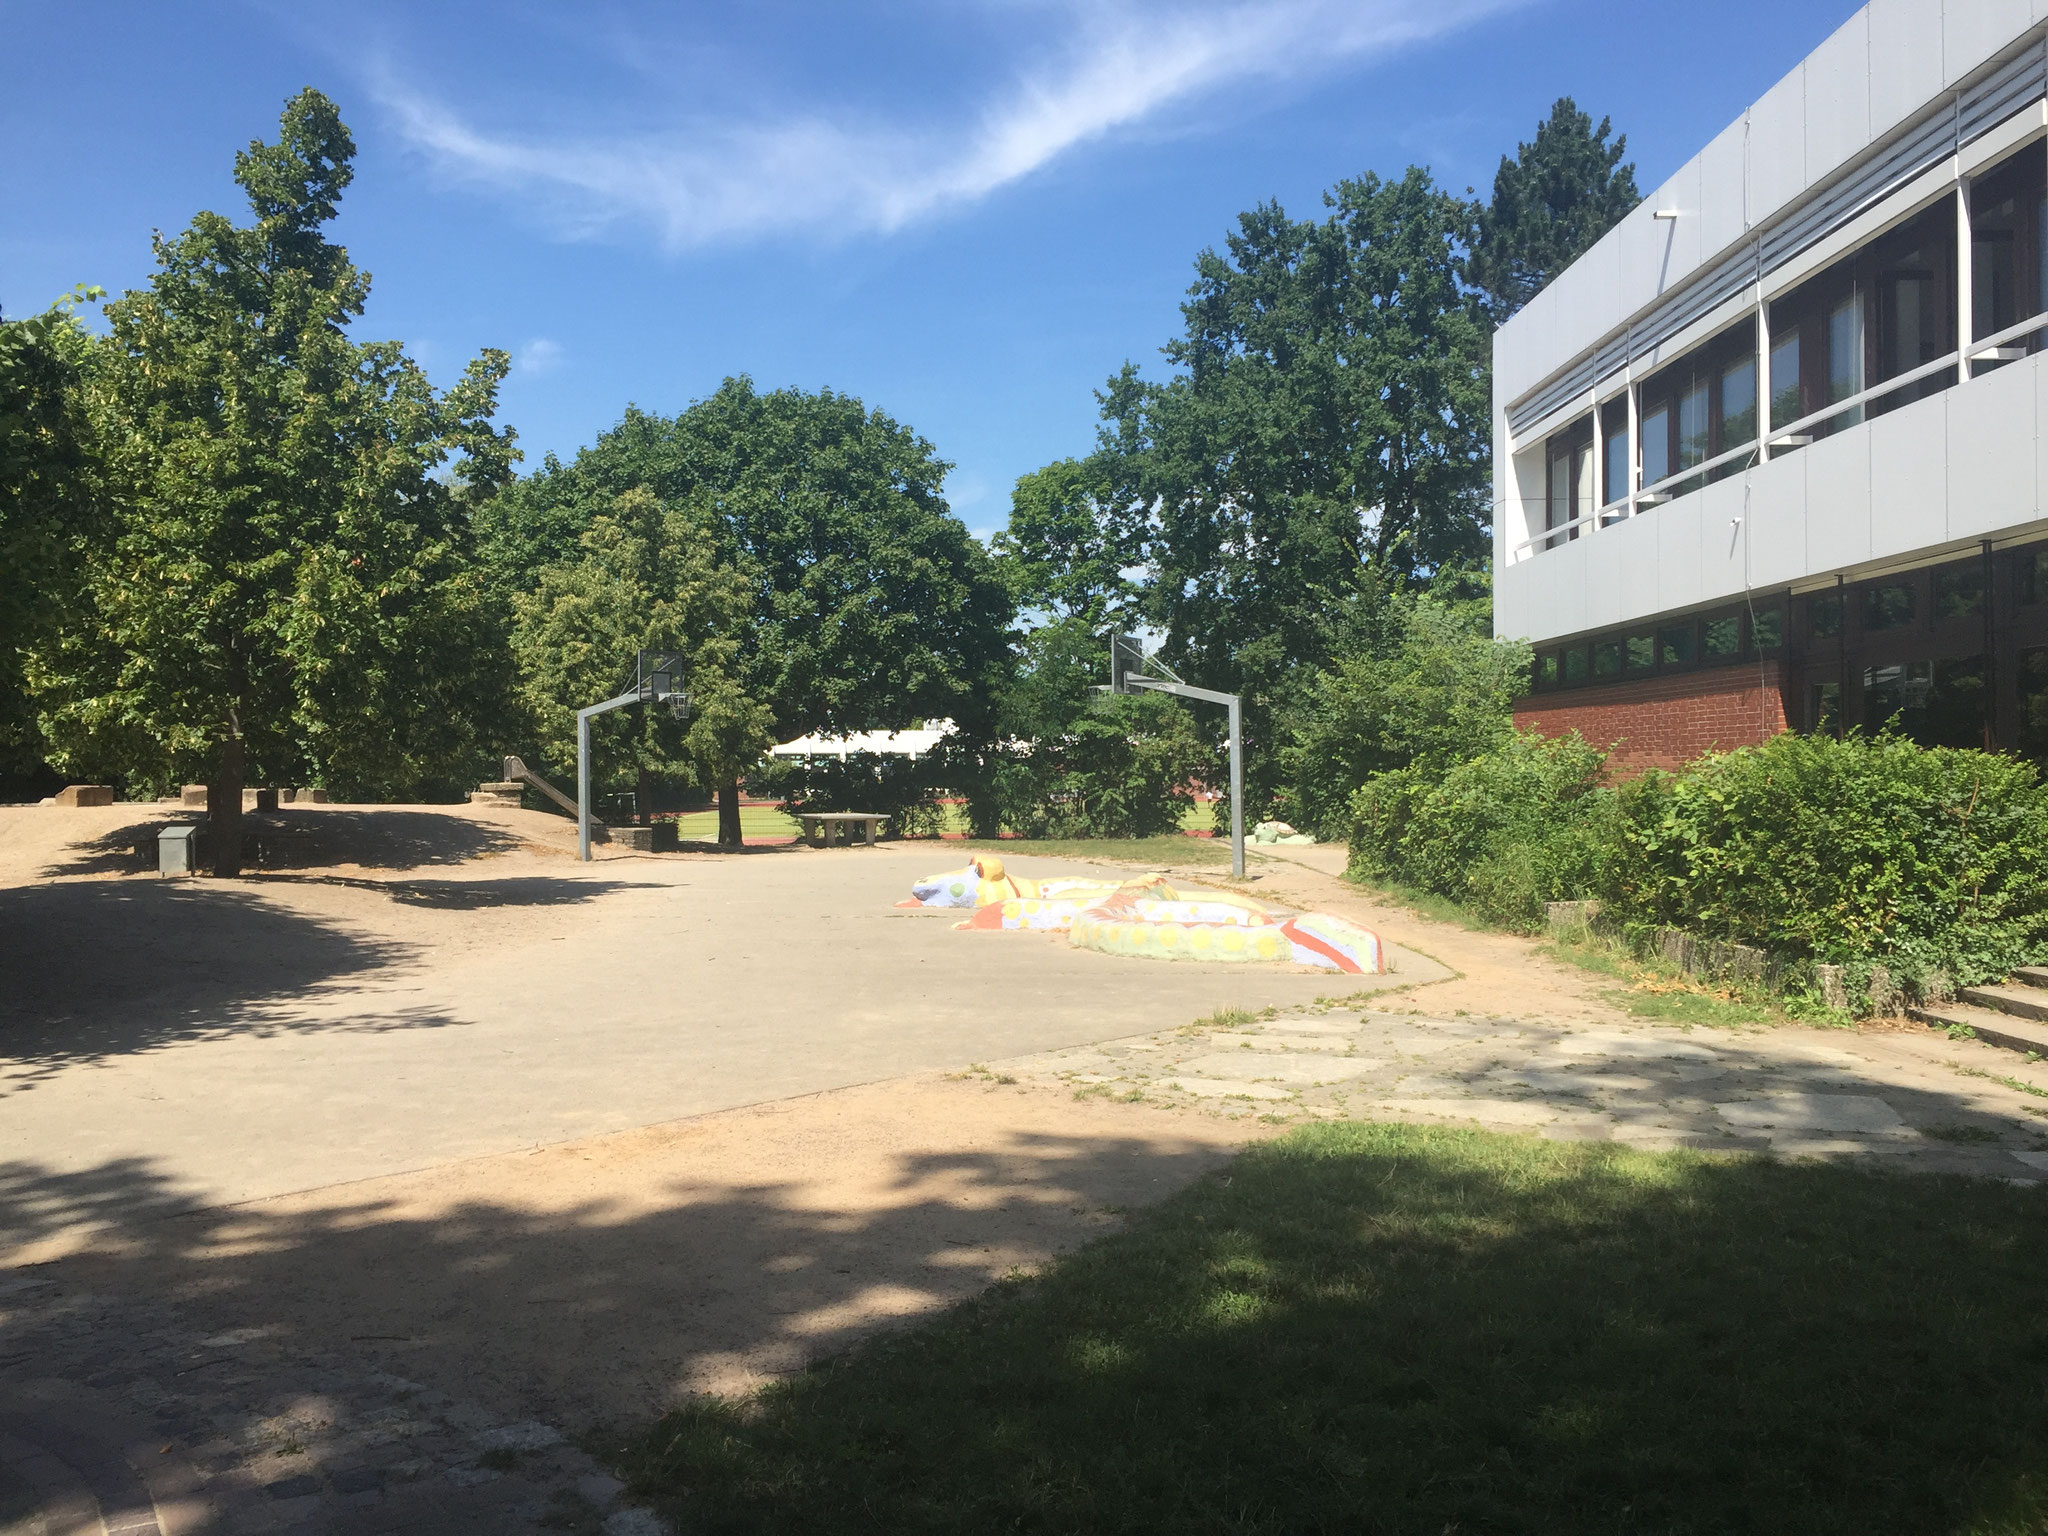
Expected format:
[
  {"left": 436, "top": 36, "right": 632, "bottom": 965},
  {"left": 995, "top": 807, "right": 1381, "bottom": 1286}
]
[{"left": 1109, "top": 634, "right": 1244, "bottom": 878}]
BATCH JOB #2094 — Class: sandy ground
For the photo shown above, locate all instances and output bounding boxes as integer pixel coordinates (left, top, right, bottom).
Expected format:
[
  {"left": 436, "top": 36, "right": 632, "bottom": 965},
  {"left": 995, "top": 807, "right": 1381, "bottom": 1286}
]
[{"left": 6, "top": 804, "right": 2047, "bottom": 1534}]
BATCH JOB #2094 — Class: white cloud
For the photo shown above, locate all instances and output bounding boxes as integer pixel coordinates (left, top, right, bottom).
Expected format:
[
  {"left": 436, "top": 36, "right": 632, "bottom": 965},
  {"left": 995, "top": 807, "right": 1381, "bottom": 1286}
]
[
  {"left": 514, "top": 337, "right": 563, "bottom": 375},
  {"left": 373, "top": 0, "right": 1517, "bottom": 251}
]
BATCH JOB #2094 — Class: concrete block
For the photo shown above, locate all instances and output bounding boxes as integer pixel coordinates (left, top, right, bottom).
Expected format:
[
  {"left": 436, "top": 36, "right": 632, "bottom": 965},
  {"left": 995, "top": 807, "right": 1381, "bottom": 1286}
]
[
  {"left": 181, "top": 784, "right": 208, "bottom": 809},
  {"left": 245, "top": 787, "right": 278, "bottom": 813},
  {"left": 469, "top": 783, "right": 524, "bottom": 808},
  {"left": 52, "top": 785, "right": 113, "bottom": 807},
  {"left": 298, "top": 788, "right": 329, "bottom": 804}
]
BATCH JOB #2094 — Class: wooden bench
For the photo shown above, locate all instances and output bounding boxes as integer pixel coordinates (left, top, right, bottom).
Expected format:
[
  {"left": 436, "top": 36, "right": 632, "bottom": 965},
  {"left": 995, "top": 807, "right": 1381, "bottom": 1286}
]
[{"left": 799, "top": 812, "right": 887, "bottom": 848}]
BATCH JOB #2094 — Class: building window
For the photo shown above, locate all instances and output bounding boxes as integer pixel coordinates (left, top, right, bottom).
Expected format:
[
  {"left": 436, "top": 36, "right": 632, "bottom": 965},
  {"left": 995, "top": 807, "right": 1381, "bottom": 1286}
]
[
  {"left": 1933, "top": 564, "right": 1985, "bottom": 620},
  {"left": 1640, "top": 402, "right": 1671, "bottom": 490},
  {"left": 1564, "top": 645, "right": 1589, "bottom": 684},
  {"left": 1602, "top": 402, "right": 1629, "bottom": 519},
  {"left": 1750, "top": 605, "right": 1783, "bottom": 651},
  {"left": 2020, "top": 648, "right": 2048, "bottom": 758},
  {"left": 1702, "top": 614, "right": 1741, "bottom": 659},
  {"left": 1538, "top": 652, "right": 1560, "bottom": 689},
  {"left": 1810, "top": 681, "right": 1842, "bottom": 736},
  {"left": 1865, "top": 657, "right": 1985, "bottom": 748},
  {"left": 1808, "top": 590, "right": 1843, "bottom": 639},
  {"left": 1545, "top": 420, "right": 1593, "bottom": 546},
  {"left": 1625, "top": 633, "right": 1654, "bottom": 672},
  {"left": 2022, "top": 549, "right": 2048, "bottom": 605},
  {"left": 1592, "top": 638, "right": 1622, "bottom": 677},
  {"left": 1864, "top": 582, "right": 1916, "bottom": 631},
  {"left": 1971, "top": 147, "right": 2047, "bottom": 359},
  {"left": 1659, "top": 624, "right": 1695, "bottom": 666},
  {"left": 1827, "top": 292, "right": 1865, "bottom": 429},
  {"left": 1769, "top": 332, "right": 1801, "bottom": 441}
]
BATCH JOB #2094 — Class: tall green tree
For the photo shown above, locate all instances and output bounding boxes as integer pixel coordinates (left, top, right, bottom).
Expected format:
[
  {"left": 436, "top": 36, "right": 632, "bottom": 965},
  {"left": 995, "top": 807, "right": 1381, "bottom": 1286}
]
[
  {"left": 0, "top": 288, "right": 97, "bottom": 774},
  {"left": 1470, "top": 98, "right": 1641, "bottom": 322},
  {"left": 1094, "top": 167, "right": 1492, "bottom": 816},
  {"left": 28, "top": 90, "right": 518, "bottom": 873},
  {"left": 992, "top": 453, "right": 1146, "bottom": 630},
  {"left": 493, "top": 380, "right": 1011, "bottom": 846},
  {"left": 510, "top": 488, "right": 769, "bottom": 824}
]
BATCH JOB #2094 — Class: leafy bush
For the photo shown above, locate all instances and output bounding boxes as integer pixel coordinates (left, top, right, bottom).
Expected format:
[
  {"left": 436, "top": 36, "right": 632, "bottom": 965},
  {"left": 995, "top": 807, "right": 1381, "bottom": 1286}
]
[
  {"left": 1349, "top": 731, "right": 1609, "bottom": 930},
  {"left": 1284, "top": 594, "right": 1530, "bottom": 838},
  {"left": 989, "top": 691, "right": 1209, "bottom": 839},
  {"left": 1606, "top": 731, "right": 2048, "bottom": 987}
]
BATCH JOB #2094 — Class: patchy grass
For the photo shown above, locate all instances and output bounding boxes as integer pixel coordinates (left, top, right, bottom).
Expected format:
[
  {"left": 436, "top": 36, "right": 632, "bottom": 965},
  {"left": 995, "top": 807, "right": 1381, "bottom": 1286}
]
[
  {"left": 1540, "top": 930, "right": 1792, "bottom": 1028},
  {"left": 954, "top": 836, "right": 1234, "bottom": 867},
  {"left": 606, "top": 1122, "right": 2048, "bottom": 1534},
  {"left": 1950, "top": 1061, "right": 2048, "bottom": 1103}
]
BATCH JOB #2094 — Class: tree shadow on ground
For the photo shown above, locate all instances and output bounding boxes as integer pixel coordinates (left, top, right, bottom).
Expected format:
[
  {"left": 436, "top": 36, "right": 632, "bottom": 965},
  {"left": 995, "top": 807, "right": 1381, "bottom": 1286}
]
[
  {"left": 0, "top": 878, "right": 632, "bottom": 1080},
  {"left": 4, "top": 1105, "right": 2048, "bottom": 1534},
  {"left": 41, "top": 808, "right": 530, "bottom": 878}
]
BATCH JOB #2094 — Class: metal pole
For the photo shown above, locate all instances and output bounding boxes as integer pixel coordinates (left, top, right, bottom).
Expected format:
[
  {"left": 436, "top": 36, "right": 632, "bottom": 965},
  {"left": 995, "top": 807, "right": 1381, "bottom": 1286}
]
[
  {"left": 1227, "top": 696, "right": 1244, "bottom": 879},
  {"left": 577, "top": 708, "right": 593, "bottom": 862}
]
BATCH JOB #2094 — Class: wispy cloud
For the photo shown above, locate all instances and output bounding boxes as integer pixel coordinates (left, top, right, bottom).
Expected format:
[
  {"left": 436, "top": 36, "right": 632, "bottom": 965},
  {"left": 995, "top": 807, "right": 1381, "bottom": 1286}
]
[
  {"left": 373, "top": 0, "right": 1515, "bottom": 251},
  {"left": 514, "top": 337, "right": 563, "bottom": 376}
]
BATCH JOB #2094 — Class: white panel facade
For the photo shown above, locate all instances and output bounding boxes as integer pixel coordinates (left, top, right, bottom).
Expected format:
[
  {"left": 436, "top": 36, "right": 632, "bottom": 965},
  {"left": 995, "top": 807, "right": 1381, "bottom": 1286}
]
[
  {"left": 1745, "top": 465, "right": 1809, "bottom": 591},
  {"left": 1867, "top": 0, "right": 1946, "bottom": 141},
  {"left": 1948, "top": 0, "right": 2036, "bottom": 87},
  {"left": 1802, "top": 430, "right": 1875, "bottom": 576},
  {"left": 1948, "top": 357, "right": 2040, "bottom": 539},
  {"left": 1804, "top": 13, "right": 1872, "bottom": 184},
  {"left": 1745, "top": 69, "right": 1810, "bottom": 229},
  {"left": 1695, "top": 122, "right": 1750, "bottom": 260},
  {"left": 1494, "top": 0, "right": 2048, "bottom": 649},
  {"left": 1865, "top": 393, "right": 1950, "bottom": 556}
]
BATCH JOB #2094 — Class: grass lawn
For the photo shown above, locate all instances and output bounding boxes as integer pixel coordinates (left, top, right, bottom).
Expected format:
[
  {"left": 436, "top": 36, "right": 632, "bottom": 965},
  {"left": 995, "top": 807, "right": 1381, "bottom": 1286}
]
[
  {"left": 664, "top": 806, "right": 803, "bottom": 841},
  {"left": 608, "top": 1122, "right": 2048, "bottom": 1534}
]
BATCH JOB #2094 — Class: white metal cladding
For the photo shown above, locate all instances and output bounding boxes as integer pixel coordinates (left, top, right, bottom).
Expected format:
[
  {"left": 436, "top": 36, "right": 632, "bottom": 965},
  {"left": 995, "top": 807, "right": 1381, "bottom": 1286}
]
[{"left": 1503, "top": 35, "right": 2048, "bottom": 441}]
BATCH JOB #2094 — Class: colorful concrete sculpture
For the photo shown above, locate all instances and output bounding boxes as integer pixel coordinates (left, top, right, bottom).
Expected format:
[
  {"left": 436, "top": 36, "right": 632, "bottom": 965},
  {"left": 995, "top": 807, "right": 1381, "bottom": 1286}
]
[{"left": 907, "top": 860, "right": 1385, "bottom": 974}]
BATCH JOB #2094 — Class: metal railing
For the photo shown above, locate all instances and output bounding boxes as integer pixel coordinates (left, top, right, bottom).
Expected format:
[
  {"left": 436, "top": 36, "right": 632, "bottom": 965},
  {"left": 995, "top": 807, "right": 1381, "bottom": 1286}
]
[{"left": 1510, "top": 312, "right": 2048, "bottom": 562}]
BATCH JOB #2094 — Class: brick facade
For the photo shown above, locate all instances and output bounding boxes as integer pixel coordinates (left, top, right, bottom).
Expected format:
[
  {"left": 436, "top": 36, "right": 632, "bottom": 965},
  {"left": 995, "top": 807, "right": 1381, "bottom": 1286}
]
[{"left": 1514, "top": 663, "right": 1790, "bottom": 773}]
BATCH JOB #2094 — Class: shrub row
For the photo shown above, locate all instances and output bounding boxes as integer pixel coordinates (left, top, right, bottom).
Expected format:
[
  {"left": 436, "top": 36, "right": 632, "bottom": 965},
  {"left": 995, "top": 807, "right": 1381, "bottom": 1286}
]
[{"left": 1349, "top": 729, "right": 2048, "bottom": 991}]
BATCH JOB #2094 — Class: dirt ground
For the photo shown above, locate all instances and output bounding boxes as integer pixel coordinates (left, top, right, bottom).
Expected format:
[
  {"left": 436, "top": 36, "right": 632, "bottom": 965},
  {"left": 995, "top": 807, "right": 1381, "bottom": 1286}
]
[{"left": 5, "top": 802, "right": 2046, "bottom": 1535}]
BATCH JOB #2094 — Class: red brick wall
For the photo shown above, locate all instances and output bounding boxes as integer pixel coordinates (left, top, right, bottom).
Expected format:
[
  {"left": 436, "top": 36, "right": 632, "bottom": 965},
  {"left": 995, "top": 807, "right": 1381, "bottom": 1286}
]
[{"left": 1514, "top": 663, "right": 1790, "bottom": 773}]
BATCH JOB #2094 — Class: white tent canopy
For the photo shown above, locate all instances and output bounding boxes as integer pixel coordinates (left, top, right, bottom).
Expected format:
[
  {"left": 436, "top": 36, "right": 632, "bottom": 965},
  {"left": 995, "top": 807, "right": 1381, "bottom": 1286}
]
[{"left": 769, "top": 720, "right": 954, "bottom": 760}]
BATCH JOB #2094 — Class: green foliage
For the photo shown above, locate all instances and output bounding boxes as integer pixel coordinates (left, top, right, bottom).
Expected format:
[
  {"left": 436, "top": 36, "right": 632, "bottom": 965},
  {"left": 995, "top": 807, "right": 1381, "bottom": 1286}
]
[
  {"left": 1349, "top": 730, "right": 1609, "bottom": 931},
  {"left": 1092, "top": 166, "right": 1493, "bottom": 817},
  {"left": 509, "top": 488, "right": 763, "bottom": 798},
  {"left": 1606, "top": 731, "right": 2048, "bottom": 987},
  {"left": 27, "top": 90, "right": 518, "bottom": 843},
  {"left": 970, "top": 616, "right": 1210, "bottom": 839},
  {"left": 1470, "top": 98, "right": 1642, "bottom": 321},
  {"left": 488, "top": 382, "right": 1011, "bottom": 842},
  {"left": 991, "top": 689, "right": 1208, "bottom": 840},
  {"left": 1282, "top": 587, "right": 1529, "bottom": 837},
  {"left": 992, "top": 454, "right": 1144, "bottom": 629},
  {"left": 0, "top": 288, "right": 98, "bottom": 771}
]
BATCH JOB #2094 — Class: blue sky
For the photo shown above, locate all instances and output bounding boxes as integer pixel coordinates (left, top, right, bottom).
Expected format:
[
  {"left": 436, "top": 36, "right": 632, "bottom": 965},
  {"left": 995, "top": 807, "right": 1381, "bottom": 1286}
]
[{"left": 2, "top": 0, "right": 1858, "bottom": 539}]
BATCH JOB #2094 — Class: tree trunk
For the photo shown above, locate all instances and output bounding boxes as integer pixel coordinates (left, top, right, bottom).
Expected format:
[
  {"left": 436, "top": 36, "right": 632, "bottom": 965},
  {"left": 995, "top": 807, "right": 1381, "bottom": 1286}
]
[
  {"left": 208, "top": 731, "right": 245, "bottom": 877},
  {"left": 717, "top": 776, "right": 742, "bottom": 849},
  {"left": 637, "top": 766, "right": 654, "bottom": 826}
]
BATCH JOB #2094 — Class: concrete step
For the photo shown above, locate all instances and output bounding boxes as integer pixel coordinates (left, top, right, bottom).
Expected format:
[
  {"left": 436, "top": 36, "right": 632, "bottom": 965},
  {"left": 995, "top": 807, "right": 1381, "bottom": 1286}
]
[
  {"left": 1958, "top": 983, "right": 2048, "bottom": 1022},
  {"left": 1910, "top": 1002, "right": 2048, "bottom": 1056},
  {"left": 2010, "top": 965, "right": 2048, "bottom": 992}
]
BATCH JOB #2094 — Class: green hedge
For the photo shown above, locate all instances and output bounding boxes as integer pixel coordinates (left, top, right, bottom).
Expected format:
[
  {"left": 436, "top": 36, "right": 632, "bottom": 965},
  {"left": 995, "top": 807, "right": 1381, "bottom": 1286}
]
[
  {"left": 1606, "top": 731, "right": 2048, "bottom": 987},
  {"left": 1350, "top": 728, "right": 2048, "bottom": 987},
  {"left": 1348, "top": 731, "right": 1611, "bottom": 931}
]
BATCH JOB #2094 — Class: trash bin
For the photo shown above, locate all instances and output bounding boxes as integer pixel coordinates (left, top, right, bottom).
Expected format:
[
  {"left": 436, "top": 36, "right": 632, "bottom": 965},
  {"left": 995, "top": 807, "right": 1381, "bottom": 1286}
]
[{"left": 158, "top": 823, "right": 201, "bottom": 876}]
